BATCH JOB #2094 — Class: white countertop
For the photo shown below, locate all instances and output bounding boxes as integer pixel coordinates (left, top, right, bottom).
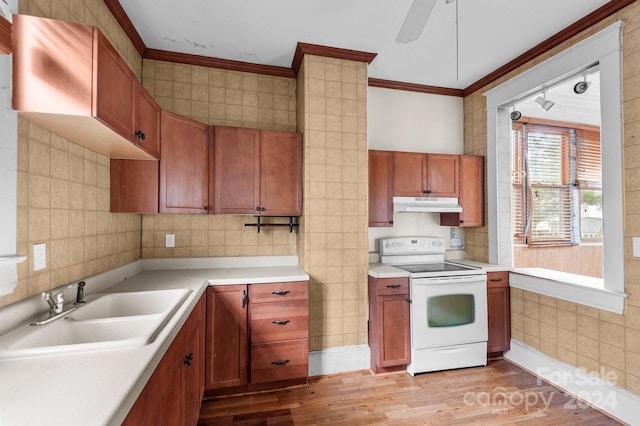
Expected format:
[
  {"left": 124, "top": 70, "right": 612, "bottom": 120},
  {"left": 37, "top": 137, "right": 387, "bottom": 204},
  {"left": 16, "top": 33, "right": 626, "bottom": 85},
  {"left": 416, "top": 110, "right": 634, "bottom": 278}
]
[
  {"left": 368, "top": 259, "right": 510, "bottom": 278},
  {"left": 0, "top": 257, "right": 308, "bottom": 426}
]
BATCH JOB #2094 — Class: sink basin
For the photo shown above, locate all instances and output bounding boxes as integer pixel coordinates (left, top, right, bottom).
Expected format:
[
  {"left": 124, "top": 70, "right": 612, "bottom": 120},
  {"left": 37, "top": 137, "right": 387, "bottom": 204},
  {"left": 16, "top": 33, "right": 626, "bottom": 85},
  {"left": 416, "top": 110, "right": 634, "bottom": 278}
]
[
  {"left": 68, "top": 288, "right": 191, "bottom": 320},
  {"left": 0, "top": 288, "right": 192, "bottom": 360}
]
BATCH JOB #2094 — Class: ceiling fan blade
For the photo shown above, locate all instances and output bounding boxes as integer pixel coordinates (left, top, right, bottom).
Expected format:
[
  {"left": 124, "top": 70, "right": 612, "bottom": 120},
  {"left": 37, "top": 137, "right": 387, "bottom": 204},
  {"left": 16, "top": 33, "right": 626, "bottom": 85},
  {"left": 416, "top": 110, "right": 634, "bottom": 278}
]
[{"left": 396, "top": 0, "right": 437, "bottom": 44}]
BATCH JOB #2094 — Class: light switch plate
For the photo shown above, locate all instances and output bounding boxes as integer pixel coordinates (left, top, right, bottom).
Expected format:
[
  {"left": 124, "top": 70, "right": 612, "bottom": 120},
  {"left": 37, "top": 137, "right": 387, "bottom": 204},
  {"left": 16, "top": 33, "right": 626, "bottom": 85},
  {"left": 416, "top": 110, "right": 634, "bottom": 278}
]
[
  {"left": 633, "top": 237, "right": 640, "bottom": 257},
  {"left": 33, "top": 243, "right": 46, "bottom": 271},
  {"left": 165, "top": 234, "right": 175, "bottom": 248}
]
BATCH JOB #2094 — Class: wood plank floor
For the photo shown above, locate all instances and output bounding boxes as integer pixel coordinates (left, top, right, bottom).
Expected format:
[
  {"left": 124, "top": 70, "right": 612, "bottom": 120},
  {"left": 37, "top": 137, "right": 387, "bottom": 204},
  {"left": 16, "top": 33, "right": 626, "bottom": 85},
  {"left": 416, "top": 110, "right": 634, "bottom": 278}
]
[{"left": 198, "top": 359, "right": 623, "bottom": 425}]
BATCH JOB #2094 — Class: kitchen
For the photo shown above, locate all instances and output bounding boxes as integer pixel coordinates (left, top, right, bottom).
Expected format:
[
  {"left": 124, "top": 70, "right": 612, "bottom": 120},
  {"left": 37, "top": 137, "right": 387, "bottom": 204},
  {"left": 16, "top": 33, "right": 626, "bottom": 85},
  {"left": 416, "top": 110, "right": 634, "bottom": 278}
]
[{"left": 0, "top": 0, "right": 639, "bottom": 425}]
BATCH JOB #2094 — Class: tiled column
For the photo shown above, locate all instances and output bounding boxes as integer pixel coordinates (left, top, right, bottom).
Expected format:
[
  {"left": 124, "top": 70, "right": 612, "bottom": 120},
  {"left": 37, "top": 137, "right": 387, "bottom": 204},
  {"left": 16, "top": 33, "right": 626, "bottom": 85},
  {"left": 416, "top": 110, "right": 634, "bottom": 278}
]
[{"left": 297, "top": 54, "right": 369, "bottom": 351}]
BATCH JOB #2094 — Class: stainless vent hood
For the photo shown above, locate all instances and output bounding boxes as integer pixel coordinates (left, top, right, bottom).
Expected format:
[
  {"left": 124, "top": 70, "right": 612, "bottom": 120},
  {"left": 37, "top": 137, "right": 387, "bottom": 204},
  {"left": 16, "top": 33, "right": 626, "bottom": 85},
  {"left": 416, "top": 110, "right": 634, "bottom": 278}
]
[{"left": 393, "top": 196, "right": 462, "bottom": 213}]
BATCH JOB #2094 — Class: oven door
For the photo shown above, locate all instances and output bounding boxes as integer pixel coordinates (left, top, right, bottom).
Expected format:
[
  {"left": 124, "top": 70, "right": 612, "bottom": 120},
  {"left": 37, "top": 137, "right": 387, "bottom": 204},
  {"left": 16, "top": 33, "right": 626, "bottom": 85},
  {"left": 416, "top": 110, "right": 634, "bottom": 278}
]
[{"left": 410, "top": 275, "right": 487, "bottom": 349}]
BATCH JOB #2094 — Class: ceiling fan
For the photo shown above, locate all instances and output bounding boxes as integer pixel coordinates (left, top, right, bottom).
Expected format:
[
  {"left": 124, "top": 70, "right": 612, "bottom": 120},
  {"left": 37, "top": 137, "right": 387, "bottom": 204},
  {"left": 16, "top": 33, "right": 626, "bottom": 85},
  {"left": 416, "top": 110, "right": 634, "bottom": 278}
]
[{"left": 396, "top": 0, "right": 457, "bottom": 44}]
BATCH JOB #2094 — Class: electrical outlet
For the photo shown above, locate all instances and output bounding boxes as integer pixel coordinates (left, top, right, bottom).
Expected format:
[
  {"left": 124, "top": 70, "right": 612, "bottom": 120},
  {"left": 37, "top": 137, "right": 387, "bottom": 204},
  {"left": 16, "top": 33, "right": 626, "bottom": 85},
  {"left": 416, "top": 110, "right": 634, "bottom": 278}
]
[
  {"left": 33, "top": 243, "right": 46, "bottom": 271},
  {"left": 165, "top": 234, "right": 175, "bottom": 248}
]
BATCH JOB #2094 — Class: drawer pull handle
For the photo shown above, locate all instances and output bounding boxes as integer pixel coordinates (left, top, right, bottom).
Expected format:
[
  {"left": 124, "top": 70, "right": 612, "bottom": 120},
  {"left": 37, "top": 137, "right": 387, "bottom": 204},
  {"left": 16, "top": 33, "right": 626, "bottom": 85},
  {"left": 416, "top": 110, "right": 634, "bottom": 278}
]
[
  {"left": 184, "top": 353, "right": 193, "bottom": 366},
  {"left": 271, "top": 359, "right": 290, "bottom": 366},
  {"left": 272, "top": 290, "right": 290, "bottom": 296},
  {"left": 386, "top": 284, "right": 402, "bottom": 289},
  {"left": 272, "top": 320, "right": 290, "bottom": 325},
  {"left": 489, "top": 278, "right": 503, "bottom": 282}
]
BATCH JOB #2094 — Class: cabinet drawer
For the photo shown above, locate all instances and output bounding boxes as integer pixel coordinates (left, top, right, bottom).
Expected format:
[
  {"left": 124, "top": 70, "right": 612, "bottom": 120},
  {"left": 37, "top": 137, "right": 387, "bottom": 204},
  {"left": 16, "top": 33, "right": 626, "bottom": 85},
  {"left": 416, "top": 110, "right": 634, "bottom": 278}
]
[
  {"left": 487, "top": 272, "right": 509, "bottom": 288},
  {"left": 251, "top": 300, "right": 308, "bottom": 343},
  {"left": 250, "top": 339, "right": 308, "bottom": 384},
  {"left": 377, "top": 278, "right": 409, "bottom": 296},
  {"left": 250, "top": 281, "right": 308, "bottom": 303}
]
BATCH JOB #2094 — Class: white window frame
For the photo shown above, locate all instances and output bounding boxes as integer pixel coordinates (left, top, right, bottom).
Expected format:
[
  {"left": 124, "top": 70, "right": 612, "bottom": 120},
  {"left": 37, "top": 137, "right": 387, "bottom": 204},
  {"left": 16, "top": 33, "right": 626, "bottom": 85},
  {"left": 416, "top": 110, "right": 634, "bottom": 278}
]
[{"left": 484, "top": 22, "right": 626, "bottom": 314}]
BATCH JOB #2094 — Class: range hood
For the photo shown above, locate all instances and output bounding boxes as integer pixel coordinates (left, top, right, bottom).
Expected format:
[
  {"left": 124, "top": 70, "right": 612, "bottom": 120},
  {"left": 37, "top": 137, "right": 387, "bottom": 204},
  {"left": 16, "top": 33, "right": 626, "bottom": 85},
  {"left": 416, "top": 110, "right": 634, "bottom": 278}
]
[{"left": 393, "top": 196, "right": 462, "bottom": 213}]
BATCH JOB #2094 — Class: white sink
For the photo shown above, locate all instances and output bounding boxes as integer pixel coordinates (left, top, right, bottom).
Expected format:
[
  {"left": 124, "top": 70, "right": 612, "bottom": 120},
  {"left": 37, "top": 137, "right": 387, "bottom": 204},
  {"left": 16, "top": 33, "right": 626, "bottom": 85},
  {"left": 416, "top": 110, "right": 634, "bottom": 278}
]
[
  {"left": 0, "top": 288, "right": 192, "bottom": 360},
  {"left": 68, "top": 288, "right": 191, "bottom": 321}
]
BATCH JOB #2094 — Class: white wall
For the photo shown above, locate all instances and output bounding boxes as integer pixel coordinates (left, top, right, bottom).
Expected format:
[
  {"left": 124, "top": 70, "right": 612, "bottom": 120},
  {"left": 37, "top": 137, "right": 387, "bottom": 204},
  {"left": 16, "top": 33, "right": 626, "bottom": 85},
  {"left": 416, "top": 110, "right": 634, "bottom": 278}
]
[{"left": 367, "top": 87, "right": 465, "bottom": 255}]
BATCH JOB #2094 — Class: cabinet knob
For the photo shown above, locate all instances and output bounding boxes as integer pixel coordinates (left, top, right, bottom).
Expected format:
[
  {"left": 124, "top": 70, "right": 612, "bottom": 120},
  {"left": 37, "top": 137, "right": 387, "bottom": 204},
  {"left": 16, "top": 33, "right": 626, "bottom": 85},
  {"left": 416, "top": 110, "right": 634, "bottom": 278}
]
[
  {"left": 423, "top": 189, "right": 432, "bottom": 194},
  {"left": 184, "top": 353, "right": 193, "bottom": 366},
  {"left": 242, "top": 290, "right": 247, "bottom": 308},
  {"left": 272, "top": 320, "right": 290, "bottom": 325},
  {"left": 271, "top": 359, "right": 290, "bottom": 366},
  {"left": 134, "top": 130, "right": 146, "bottom": 140},
  {"left": 459, "top": 220, "right": 465, "bottom": 224}
]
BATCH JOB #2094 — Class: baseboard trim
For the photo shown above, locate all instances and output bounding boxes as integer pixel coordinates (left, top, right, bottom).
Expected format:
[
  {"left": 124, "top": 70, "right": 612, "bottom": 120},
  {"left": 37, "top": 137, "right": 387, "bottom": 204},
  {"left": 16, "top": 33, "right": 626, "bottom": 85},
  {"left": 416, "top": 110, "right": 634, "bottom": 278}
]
[
  {"left": 308, "top": 345, "right": 371, "bottom": 377},
  {"left": 505, "top": 339, "right": 640, "bottom": 425}
]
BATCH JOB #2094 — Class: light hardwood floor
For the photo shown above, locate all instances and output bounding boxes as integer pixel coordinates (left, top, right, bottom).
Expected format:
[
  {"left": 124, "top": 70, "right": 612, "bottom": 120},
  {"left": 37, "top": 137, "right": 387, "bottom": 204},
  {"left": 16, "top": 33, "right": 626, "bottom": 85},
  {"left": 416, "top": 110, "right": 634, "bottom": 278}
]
[{"left": 198, "top": 359, "right": 623, "bottom": 425}]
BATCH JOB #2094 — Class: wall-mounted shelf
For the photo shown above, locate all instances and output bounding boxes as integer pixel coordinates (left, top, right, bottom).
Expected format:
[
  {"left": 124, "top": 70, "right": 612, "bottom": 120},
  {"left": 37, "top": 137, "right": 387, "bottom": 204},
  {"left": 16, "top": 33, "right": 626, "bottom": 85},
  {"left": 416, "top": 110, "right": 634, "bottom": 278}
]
[{"left": 244, "top": 216, "right": 299, "bottom": 233}]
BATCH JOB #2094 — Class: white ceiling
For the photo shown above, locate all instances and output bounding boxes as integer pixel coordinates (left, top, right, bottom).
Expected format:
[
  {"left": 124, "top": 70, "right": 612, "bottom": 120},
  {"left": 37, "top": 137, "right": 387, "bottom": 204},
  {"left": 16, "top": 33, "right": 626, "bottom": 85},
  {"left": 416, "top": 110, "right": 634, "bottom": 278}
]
[{"left": 119, "top": 0, "right": 611, "bottom": 90}]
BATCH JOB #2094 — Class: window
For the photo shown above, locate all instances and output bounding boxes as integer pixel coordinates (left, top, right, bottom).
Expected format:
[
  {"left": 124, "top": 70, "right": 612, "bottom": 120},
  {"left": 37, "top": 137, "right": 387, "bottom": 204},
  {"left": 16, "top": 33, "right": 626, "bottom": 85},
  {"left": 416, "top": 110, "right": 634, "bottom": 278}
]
[
  {"left": 484, "top": 21, "right": 625, "bottom": 313},
  {"left": 511, "top": 121, "right": 601, "bottom": 246}
]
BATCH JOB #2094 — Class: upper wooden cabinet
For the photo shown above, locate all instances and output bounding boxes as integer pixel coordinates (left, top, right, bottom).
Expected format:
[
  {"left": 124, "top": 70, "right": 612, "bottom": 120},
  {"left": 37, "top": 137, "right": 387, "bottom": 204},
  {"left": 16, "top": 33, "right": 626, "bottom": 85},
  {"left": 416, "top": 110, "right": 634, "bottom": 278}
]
[
  {"left": 369, "top": 150, "right": 394, "bottom": 227},
  {"left": 12, "top": 14, "right": 157, "bottom": 160},
  {"left": 110, "top": 159, "right": 159, "bottom": 213},
  {"left": 0, "top": 16, "right": 11, "bottom": 54},
  {"left": 160, "top": 111, "right": 210, "bottom": 214},
  {"left": 441, "top": 155, "right": 484, "bottom": 227},
  {"left": 214, "top": 127, "right": 302, "bottom": 216},
  {"left": 393, "top": 152, "right": 459, "bottom": 197}
]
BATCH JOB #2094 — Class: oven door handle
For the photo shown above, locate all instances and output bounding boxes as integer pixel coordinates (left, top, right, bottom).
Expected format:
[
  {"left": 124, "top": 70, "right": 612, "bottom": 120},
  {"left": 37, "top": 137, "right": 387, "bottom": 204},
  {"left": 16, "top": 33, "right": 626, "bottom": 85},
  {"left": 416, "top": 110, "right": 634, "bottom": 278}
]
[{"left": 411, "top": 275, "right": 486, "bottom": 285}]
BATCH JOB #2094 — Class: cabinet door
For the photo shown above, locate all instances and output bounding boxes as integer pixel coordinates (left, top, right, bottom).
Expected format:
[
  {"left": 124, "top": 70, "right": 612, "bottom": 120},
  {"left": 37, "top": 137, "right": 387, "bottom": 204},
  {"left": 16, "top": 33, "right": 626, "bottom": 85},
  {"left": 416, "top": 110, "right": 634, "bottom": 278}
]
[
  {"left": 160, "top": 363, "right": 184, "bottom": 426},
  {"left": 379, "top": 294, "right": 411, "bottom": 367},
  {"left": 487, "top": 272, "right": 510, "bottom": 353},
  {"left": 110, "top": 159, "right": 159, "bottom": 213},
  {"left": 205, "top": 285, "right": 248, "bottom": 390},
  {"left": 94, "top": 30, "right": 136, "bottom": 141},
  {"left": 426, "top": 154, "right": 459, "bottom": 197},
  {"left": 441, "top": 155, "right": 484, "bottom": 227},
  {"left": 183, "top": 316, "right": 204, "bottom": 426},
  {"left": 369, "top": 150, "right": 394, "bottom": 227},
  {"left": 135, "top": 85, "right": 161, "bottom": 158},
  {"left": 393, "top": 152, "right": 427, "bottom": 196},
  {"left": 160, "top": 111, "right": 209, "bottom": 213},
  {"left": 213, "top": 126, "right": 261, "bottom": 214},
  {"left": 260, "top": 130, "right": 303, "bottom": 216}
]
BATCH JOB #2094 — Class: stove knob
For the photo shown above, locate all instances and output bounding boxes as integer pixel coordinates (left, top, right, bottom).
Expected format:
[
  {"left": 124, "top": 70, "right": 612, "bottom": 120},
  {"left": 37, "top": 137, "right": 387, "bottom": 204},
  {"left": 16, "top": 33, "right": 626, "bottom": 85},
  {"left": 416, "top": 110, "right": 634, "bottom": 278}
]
[
  {"left": 438, "top": 241, "right": 443, "bottom": 247},
  {"left": 398, "top": 242, "right": 403, "bottom": 247}
]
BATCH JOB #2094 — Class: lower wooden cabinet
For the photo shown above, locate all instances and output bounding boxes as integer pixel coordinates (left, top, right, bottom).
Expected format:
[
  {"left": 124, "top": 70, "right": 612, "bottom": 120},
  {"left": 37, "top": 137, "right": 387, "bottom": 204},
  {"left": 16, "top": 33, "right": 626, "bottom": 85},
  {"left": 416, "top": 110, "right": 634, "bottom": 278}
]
[
  {"left": 487, "top": 271, "right": 511, "bottom": 354},
  {"left": 123, "top": 294, "right": 206, "bottom": 426},
  {"left": 368, "top": 276, "right": 411, "bottom": 373},
  {"left": 205, "top": 281, "right": 309, "bottom": 397}
]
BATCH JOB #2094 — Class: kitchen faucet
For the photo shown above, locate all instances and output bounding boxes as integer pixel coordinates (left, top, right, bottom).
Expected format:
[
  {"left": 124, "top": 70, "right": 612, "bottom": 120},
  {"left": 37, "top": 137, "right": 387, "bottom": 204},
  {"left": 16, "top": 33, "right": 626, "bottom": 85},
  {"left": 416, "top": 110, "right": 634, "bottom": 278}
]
[
  {"left": 31, "top": 281, "right": 84, "bottom": 325},
  {"left": 43, "top": 290, "right": 65, "bottom": 315}
]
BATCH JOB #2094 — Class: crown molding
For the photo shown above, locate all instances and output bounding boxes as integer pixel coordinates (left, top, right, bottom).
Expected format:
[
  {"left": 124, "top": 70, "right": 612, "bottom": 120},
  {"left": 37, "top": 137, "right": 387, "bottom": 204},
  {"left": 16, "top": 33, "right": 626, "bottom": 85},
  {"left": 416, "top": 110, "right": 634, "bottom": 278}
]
[
  {"left": 291, "top": 42, "right": 377, "bottom": 74},
  {"left": 145, "top": 49, "right": 295, "bottom": 78},
  {"left": 369, "top": 78, "right": 464, "bottom": 97},
  {"left": 103, "top": 0, "right": 146, "bottom": 56}
]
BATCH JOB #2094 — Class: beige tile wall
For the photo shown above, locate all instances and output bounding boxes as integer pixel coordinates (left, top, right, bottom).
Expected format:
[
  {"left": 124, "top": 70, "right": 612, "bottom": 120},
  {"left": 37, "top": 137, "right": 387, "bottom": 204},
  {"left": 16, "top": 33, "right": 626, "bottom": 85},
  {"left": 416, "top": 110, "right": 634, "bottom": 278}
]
[
  {"left": 0, "top": 1, "right": 145, "bottom": 308},
  {"left": 0, "top": 120, "right": 142, "bottom": 308},
  {"left": 141, "top": 215, "right": 297, "bottom": 258},
  {"left": 465, "top": 2, "right": 640, "bottom": 395},
  {"left": 142, "top": 59, "right": 296, "bottom": 131},
  {"left": 139, "top": 60, "right": 299, "bottom": 258},
  {"left": 297, "top": 55, "right": 370, "bottom": 351}
]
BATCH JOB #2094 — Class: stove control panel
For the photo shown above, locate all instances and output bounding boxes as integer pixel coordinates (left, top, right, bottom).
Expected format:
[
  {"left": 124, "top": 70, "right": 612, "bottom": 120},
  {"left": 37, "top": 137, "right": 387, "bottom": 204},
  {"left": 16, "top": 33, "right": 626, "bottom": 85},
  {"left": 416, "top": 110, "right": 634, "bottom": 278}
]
[{"left": 380, "top": 237, "right": 445, "bottom": 256}]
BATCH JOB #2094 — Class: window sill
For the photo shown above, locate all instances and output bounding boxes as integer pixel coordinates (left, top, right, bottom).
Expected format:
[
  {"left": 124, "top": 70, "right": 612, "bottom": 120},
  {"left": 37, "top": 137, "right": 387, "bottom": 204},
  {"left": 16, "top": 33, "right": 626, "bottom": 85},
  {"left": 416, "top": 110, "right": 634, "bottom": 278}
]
[{"left": 509, "top": 268, "right": 626, "bottom": 314}]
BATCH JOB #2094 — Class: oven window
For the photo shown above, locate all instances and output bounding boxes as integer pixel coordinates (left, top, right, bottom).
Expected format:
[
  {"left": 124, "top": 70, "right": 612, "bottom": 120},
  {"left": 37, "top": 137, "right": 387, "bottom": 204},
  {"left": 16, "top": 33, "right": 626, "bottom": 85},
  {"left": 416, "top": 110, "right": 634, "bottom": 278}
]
[{"left": 427, "top": 294, "right": 475, "bottom": 327}]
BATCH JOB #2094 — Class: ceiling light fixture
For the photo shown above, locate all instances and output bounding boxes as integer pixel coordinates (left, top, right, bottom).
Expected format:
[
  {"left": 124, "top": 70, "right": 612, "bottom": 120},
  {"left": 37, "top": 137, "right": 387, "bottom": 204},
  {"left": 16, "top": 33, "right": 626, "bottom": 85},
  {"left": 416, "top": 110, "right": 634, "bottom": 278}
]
[
  {"left": 534, "top": 92, "right": 554, "bottom": 111},
  {"left": 573, "top": 76, "right": 590, "bottom": 94}
]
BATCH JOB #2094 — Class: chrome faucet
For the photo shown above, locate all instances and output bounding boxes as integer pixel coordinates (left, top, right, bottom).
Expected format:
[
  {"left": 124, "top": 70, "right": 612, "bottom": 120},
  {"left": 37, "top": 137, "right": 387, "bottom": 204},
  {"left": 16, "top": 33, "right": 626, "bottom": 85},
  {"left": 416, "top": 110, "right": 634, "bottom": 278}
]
[{"left": 43, "top": 290, "right": 65, "bottom": 315}]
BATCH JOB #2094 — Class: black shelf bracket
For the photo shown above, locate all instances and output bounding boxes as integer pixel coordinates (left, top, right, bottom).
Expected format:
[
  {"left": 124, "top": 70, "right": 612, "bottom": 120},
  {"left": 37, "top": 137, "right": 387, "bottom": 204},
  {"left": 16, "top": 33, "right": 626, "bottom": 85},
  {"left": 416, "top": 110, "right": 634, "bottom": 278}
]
[{"left": 244, "top": 216, "right": 300, "bottom": 233}]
